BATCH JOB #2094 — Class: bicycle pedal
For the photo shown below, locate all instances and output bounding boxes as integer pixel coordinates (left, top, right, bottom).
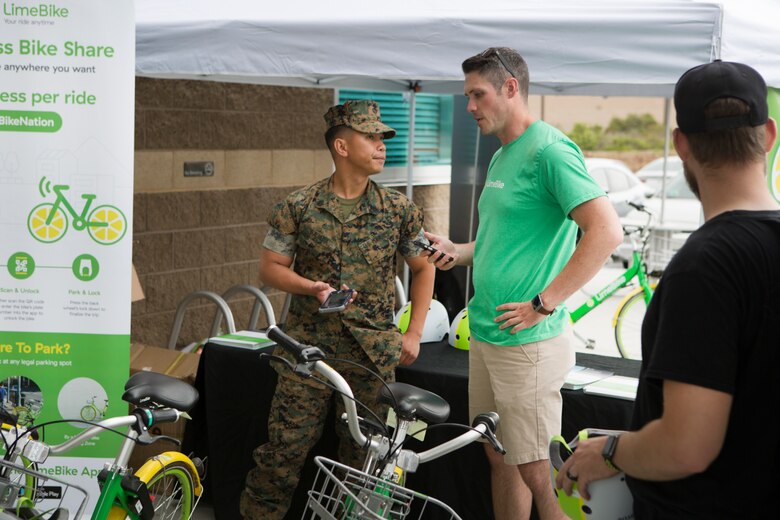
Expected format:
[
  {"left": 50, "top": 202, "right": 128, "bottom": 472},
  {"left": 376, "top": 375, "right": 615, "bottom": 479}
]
[{"left": 585, "top": 339, "right": 596, "bottom": 350}]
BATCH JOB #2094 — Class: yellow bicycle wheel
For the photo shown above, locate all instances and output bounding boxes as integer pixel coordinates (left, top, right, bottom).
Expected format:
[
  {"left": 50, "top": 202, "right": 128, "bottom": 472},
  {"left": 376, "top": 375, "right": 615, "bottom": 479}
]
[
  {"left": 88, "top": 205, "right": 127, "bottom": 245},
  {"left": 27, "top": 203, "right": 68, "bottom": 243},
  {"left": 612, "top": 283, "right": 656, "bottom": 360},
  {"left": 133, "top": 452, "right": 202, "bottom": 520}
]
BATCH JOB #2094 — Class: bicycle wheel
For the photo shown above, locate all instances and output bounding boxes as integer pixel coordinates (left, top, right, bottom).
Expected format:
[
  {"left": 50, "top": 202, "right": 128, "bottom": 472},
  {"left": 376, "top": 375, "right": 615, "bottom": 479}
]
[
  {"left": 80, "top": 405, "right": 97, "bottom": 422},
  {"left": 27, "top": 203, "right": 68, "bottom": 243},
  {"left": 135, "top": 459, "right": 196, "bottom": 519},
  {"left": 613, "top": 288, "right": 652, "bottom": 360},
  {"left": 87, "top": 204, "right": 127, "bottom": 245}
]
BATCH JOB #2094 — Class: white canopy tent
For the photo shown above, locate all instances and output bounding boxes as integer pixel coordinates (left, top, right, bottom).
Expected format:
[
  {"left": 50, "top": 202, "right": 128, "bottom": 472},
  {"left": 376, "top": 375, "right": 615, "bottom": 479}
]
[
  {"left": 134, "top": 0, "right": 778, "bottom": 288},
  {"left": 136, "top": 0, "right": 726, "bottom": 96}
]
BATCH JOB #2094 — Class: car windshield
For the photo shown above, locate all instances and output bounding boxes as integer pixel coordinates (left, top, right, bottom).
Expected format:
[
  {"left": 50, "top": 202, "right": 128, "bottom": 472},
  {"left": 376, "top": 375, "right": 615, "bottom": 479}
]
[{"left": 641, "top": 157, "right": 681, "bottom": 173}]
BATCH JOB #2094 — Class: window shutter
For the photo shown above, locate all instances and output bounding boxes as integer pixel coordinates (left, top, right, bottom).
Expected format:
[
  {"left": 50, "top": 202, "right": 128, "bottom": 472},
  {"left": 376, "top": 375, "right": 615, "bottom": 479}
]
[{"left": 338, "top": 90, "right": 452, "bottom": 168}]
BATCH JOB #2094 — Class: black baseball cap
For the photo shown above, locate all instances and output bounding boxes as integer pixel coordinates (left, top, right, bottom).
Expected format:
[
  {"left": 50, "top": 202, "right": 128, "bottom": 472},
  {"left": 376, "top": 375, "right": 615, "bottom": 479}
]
[{"left": 674, "top": 60, "right": 768, "bottom": 134}]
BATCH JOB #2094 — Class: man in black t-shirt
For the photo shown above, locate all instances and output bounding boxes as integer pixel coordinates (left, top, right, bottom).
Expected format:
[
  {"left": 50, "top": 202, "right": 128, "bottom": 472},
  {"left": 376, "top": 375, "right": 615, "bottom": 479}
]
[{"left": 555, "top": 61, "right": 779, "bottom": 519}]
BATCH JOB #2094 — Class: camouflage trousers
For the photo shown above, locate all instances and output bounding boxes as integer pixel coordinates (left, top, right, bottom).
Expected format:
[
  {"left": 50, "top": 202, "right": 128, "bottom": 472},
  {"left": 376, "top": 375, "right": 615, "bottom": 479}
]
[{"left": 239, "top": 333, "right": 396, "bottom": 520}]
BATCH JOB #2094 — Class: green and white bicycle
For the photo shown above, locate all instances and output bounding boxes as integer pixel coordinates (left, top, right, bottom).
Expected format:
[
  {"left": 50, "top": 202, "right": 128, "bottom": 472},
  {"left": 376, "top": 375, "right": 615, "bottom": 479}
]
[
  {"left": 569, "top": 202, "right": 658, "bottom": 360},
  {"left": 0, "top": 371, "right": 204, "bottom": 519}
]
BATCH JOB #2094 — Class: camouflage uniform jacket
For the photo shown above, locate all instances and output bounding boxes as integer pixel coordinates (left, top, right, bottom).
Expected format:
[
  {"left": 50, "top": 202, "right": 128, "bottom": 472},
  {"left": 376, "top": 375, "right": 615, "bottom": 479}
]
[{"left": 263, "top": 176, "right": 424, "bottom": 367}]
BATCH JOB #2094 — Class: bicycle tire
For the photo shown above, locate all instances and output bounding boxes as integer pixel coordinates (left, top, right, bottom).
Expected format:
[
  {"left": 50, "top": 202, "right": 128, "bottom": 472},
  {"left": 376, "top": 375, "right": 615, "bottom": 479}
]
[
  {"left": 613, "top": 287, "right": 652, "bottom": 360},
  {"left": 135, "top": 459, "right": 196, "bottom": 520},
  {"left": 80, "top": 405, "right": 97, "bottom": 422}
]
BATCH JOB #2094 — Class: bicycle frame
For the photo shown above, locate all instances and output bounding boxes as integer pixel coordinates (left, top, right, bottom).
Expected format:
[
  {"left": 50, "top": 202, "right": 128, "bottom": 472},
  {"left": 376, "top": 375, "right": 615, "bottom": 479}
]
[
  {"left": 569, "top": 248, "right": 652, "bottom": 324},
  {"left": 6, "top": 407, "right": 202, "bottom": 519},
  {"left": 46, "top": 185, "right": 106, "bottom": 230},
  {"left": 3, "top": 372, "right": 203, "bottom": 520}
]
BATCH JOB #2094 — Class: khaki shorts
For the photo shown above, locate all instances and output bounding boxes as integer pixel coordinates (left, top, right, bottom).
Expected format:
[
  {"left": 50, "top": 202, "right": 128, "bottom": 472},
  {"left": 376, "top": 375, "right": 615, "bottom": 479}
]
[{"left": 468, "top": 328, "right": 575, "bottom": 465}]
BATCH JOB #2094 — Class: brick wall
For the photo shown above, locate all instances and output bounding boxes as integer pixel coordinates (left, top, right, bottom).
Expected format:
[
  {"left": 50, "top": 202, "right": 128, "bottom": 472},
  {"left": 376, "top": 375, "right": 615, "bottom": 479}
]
[{"left": 132, "top": 78, "right": 450, "bottom": 348}]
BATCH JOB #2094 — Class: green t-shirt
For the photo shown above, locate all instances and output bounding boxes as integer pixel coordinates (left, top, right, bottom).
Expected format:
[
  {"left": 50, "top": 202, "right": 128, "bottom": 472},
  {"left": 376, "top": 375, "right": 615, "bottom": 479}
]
[{"left": 470, "top": 120, "right": 605, "bottom": 346}]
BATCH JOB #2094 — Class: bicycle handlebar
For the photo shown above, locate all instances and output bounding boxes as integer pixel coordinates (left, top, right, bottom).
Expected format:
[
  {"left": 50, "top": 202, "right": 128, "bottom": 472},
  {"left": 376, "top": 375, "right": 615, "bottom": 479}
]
[
  {"left": 266, "top": 325, "right": 504, "bottom": 470},
  {"left": 267, "top": 325, "right": 325, "bottom": 363}
]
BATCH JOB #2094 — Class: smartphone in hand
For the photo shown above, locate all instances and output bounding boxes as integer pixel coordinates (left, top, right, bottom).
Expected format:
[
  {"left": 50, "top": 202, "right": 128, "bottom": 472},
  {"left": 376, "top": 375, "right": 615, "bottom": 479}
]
[
  {"left": 318, "top": 289, "right": 354, "bottom": 314},
  {"left": 414, "top": 239, "right": 438, "bottom": 255}
]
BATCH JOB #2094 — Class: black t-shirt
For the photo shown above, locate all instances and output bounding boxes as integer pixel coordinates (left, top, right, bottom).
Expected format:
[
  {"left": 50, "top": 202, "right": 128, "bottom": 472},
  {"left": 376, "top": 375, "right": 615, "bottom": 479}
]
[{"left": 629, "top": 210, "right": 780, "bottom": 519}]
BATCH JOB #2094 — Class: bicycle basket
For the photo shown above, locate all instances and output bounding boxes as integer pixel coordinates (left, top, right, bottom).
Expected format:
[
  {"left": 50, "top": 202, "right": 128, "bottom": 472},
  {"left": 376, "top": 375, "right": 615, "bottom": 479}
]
[
  {"left": 0, "top": 458, "right": 88, "bottom": 518},
  {"left": 304, "top": 456, "right": 461, "bottom": 520}
]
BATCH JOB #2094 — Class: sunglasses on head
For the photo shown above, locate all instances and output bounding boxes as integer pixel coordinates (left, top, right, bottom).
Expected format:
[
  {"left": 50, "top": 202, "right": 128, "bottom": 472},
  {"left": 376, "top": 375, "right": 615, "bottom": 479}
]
[{"left": 479, "top": 48, "right": 516, "bottom": 78}]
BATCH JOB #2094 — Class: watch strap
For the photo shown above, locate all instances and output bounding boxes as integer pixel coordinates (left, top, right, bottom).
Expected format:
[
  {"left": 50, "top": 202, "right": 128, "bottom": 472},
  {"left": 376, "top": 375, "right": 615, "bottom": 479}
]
[
  {"left": 532, "top": 294, "right": 554, "bottom": 315},
  {"left": 602, "top": 434, "right": 623, "bottom": 472}
]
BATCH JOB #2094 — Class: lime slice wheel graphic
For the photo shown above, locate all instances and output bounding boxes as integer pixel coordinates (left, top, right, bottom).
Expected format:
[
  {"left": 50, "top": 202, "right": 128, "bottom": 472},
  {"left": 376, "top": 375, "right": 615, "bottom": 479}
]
[
  {"left": 88, "top": 205, "right": 127, "bottom": 245},
  {"left": 27, "top": 203, "right": 69, "bottom": 243}
]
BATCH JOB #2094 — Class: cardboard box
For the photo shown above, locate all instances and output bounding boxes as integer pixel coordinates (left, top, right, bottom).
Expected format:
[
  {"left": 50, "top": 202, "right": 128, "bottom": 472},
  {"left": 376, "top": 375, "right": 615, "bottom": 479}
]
[
  {"left": 128, "top": 343, "right": 200, "bottom": 470},
  {"left": 130, "top": 343, "right": 199, "bottom": 385},
  {"left": 131, "top": 264, "right": 144, "bottom": 302}
]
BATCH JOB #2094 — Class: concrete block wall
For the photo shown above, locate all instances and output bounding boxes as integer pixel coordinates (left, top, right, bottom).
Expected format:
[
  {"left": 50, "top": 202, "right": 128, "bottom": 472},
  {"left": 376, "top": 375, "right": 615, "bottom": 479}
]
[{"left": 132, "top": 78, "right": 450, "bottom": 348}]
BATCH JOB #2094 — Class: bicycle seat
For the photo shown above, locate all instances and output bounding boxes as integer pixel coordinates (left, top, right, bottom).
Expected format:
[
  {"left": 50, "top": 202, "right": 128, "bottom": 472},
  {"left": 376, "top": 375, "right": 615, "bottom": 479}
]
[
  {"left": 122, "top": 371, "right": 199, "bottom": 412},
  {"left": 379, "top": 382, "right": 450, "bottom": 424}
]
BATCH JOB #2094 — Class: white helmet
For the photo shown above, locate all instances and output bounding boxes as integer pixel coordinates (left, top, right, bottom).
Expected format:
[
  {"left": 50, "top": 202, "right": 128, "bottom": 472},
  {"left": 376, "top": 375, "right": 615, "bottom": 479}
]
[
  {"left": 448, "top": 308, "right": 470, "bottom": 350},
  {"left": 393, "top": 299, "right": 449, "bottom": 343},
  {"left": 549, "top": 429, "right": 634, "bottom": 520}
]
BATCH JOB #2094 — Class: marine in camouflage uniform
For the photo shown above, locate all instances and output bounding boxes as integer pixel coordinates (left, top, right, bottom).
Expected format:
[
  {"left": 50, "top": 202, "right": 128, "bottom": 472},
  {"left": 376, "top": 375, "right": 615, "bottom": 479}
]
[{"left": 240, "top": 99, "right": 435, "bottom": 519}]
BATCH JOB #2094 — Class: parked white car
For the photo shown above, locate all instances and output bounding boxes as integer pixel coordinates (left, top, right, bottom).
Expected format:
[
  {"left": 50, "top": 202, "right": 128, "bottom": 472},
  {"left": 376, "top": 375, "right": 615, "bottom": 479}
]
[
  {"left": 584, "top": 158, "right": 648, "bottom": 216},
  {"left": 636, "top": 156, "right": 684, "bottom": 196},
  {"left": 628, "top": 173, "right": 703, "bottom": 230},
  {"left": 615, "top": 173, "right": 704, "bottom": 271}
]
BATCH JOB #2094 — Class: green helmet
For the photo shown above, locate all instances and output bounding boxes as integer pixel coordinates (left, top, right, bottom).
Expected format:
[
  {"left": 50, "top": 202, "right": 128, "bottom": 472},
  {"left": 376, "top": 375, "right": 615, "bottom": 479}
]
[
  {"left": 550, "top": 429, "right": 633, "bottom": 520},
  {"left": 448, "top": 308, "right": 470, "bottom": 350}
]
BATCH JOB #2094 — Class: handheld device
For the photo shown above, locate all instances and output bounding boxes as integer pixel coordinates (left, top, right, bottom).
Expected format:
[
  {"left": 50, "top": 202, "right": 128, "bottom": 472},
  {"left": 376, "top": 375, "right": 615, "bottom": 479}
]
[
  {"left": 414, "top": 239, "right": 438, "bottom": 255},
  {"left": 414, "top": 239, "right": 454, "bottom": 264},
  {"left": 319, "top": 289, "right": 354, "bottom": 314}
]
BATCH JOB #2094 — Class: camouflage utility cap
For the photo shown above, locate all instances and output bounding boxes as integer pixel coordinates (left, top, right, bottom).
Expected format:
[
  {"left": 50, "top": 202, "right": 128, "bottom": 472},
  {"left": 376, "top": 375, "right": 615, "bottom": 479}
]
[{"left": 324, "top": 99, "right": 396, "bottom": 139}]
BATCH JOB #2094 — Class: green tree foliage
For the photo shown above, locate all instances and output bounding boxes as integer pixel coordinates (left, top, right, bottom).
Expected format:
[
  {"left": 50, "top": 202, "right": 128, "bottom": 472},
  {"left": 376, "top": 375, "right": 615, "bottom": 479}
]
[
  {"left": 568, "top": 123, "right": 605, "bottom": 150},
  {"left": 567, "top": 113, "right": 666, "bottom": 151}
]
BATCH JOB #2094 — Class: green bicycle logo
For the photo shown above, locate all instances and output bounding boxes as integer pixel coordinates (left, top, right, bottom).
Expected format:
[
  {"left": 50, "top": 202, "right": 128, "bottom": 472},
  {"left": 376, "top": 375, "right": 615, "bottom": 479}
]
[{"left": 27, "top": 177, "right": 127, "bottom": 245}]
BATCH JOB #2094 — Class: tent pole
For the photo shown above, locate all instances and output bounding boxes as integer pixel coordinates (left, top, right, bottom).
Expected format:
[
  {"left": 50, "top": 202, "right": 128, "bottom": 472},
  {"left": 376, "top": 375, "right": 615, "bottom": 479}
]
[
  {"left": 660, "top": 97, "right": 671, "bottom": 223},
  {"left": 464, "top": 130, "right": 480, "bottom": 304},
  {"left": 402, "top": 87, "right": 417, "bottom": 296}
]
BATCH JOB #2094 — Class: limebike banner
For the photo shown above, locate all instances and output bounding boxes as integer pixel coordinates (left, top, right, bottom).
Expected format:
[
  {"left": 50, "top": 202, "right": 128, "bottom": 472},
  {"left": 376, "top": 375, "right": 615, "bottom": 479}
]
[
  {"left": 768, "top": 88, "right": 780, "bottom": 203},
  {"left": 0, "top": 0, "right": 134, "bottom": 509}
]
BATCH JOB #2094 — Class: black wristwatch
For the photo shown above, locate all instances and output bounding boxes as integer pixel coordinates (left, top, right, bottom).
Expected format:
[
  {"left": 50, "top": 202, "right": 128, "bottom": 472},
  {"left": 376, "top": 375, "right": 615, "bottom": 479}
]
[
  {"left": 602, "top": 434, "right": 623, "bottom": 472},
  {"left": 531, "top": 294, "right": 554, "bottom": 315}
]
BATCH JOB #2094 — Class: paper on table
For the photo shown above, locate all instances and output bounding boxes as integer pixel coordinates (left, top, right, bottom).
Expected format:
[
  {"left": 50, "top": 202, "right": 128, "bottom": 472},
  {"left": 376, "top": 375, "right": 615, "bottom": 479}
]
[
  {"left": 583, "top": 375, "right": 639, "bottom": 400},
  {"left": 562, "top": 365, "right": 614, "bottom": 390}
]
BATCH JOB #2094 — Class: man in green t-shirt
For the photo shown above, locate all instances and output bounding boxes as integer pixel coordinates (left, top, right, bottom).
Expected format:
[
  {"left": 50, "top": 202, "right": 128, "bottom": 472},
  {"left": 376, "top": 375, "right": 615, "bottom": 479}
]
[{"left": 425, "top": 48, "right": 622, "bottom": 520}]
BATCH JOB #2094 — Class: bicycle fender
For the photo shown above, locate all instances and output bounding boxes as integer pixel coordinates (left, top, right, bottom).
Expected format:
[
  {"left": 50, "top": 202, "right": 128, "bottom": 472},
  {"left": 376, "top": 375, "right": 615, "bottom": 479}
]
[
  {"left": 134, "top": 451, "right": 203, "bottom": 496},
  {"left": 611, "top": 283, "right": 656, "bottom": 328}
]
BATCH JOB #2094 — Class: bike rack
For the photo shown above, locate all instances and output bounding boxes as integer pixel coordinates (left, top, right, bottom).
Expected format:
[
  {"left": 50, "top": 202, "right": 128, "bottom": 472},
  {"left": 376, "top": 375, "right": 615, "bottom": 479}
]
[
  {"left": 210, "top": 284, "right": 277, "bottom": 335},
  {"left": 167, "top": 290, "right": 236, "bottom": 350}
]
